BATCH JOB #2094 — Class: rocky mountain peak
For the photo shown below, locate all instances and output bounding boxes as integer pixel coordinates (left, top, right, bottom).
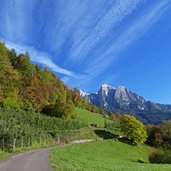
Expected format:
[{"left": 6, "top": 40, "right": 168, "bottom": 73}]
[
  {"left": 79, "top": 90, "right": 89, "bottom": 98},
  {"left": 100, "top": 84, "right": 115, "bottom": 96},
  {"left": 79, "top": 84, "right": 171, "bottom": 124},
  {"left": 79, "top": 84, "right": 171, "bottom": 113},
  {"left": 101, "top": 84, "right": 115, "bottom": 89}
]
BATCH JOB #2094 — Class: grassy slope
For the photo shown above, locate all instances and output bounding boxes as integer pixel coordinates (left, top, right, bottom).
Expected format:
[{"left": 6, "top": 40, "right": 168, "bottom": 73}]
[
  {"left": 0, "top": 151, "right": 10, "bottom": 161},
  {"left": 51, "top": 140, "right": 171, "bottom": 171},
  {"left": 75, "top": 107, "right": 112, "bottom": 127},
  {"left": 61, "top": 106, "right": 121, "bottom": 141}
]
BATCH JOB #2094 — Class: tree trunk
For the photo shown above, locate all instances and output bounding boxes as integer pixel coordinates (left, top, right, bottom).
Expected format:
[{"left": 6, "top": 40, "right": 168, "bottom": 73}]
[
  {"left": 2, "top": 135, "right": 4, "bottom": 151},
  {"left": 21, "top": 137, "right": 23, "bottom": 148},
  {"left": 13, "top": 138, "right": 16, "bottom": 151}
]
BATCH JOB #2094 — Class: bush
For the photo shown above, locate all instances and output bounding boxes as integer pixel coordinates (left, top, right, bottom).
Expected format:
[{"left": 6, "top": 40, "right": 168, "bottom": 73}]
[
  {"left": 148, "top": 149, "right": 171, "bottom": 164},
  {"left": 148, "top": 149, "right": 165, "bottom": 164},
  {"left": 146, "top": 121, "right": 171, "bottom": 150},
  {"left": 120, "top": 115, "right": 147, "bottom": 145}
]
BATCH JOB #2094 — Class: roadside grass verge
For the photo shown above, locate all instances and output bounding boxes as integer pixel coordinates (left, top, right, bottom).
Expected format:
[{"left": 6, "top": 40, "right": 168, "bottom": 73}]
[{"left": 0, "top": 151, "right": 10, "bottom": 162}]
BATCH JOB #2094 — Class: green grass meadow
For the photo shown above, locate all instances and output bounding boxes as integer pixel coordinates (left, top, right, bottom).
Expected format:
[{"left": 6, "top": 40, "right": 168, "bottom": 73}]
[
  {"left": 75, "top": 107, "right": 112, "bottom": 127},
  {"left": 51, "top": 140, "right": 171, "bottom": 171}
]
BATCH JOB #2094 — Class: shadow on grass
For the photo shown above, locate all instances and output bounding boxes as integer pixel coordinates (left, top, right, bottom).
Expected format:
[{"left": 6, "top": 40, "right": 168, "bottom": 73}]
[
  {"left": 131, "top": 159, "right": 147, "bottom": 164},
  {"left": 94, "top": 129, "right": 118, "bottom": 139},
  {"left": 117, "top": 137, "right": 134, "bottom": 146},
  {"left": 94, "top": 129, "right": 136, "bottom": 147}
]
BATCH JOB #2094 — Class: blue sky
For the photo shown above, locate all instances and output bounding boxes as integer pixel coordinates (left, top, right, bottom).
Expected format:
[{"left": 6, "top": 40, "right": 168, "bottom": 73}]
[{"left": 0, "top": 0, "right": 171, "bottom": 104}]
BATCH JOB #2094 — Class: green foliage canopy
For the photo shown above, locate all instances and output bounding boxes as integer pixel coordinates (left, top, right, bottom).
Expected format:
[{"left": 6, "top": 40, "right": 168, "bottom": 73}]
[
  {"left": 0, "top": 41, "right": 104, "bottom": 118},
  {"left": 121, "top": 114, "right": 147, "bottom": 145}
]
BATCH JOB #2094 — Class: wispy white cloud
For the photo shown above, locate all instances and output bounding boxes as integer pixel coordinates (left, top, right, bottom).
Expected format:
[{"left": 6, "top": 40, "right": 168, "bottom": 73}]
[
  {"left": 87, "top": 0, "right": 170, "bottom": 72},
  {"left": 0, "top": 0, "right": 170, "bottom": 91},
  {"left": 1, "top": 0, "right": 37, "bottom": 43},
  {"left": 2, "top": 39, "right": 76, "bottom": 77},
  {"left": 66, "top": 0, "right": 171, "bottom": 88},
  {"left": 46, "top": 0, "right": 90, "bottom": 51},
  {"left": 67, "top": 0, "right": 143, "bottom": 63}
]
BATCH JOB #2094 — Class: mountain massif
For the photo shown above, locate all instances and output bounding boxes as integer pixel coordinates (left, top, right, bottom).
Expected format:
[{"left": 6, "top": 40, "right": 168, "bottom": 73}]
[{"left": 80, "top": 84, "right": 171, "bottom": 124}]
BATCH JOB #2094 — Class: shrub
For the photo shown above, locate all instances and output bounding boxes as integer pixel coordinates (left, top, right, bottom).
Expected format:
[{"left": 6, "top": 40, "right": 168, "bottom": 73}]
[
  {"left": 120, "top": 115, "right": 147, "bottom": 145},
  {"left": 148, "top": 149, "right": 171, "bottom": 164},
  {"left": 148, "top": 149, "right": 165, "bottom": 164},
  {"left": 146, "top": 122, "right": 171, "bottom": 150}
]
